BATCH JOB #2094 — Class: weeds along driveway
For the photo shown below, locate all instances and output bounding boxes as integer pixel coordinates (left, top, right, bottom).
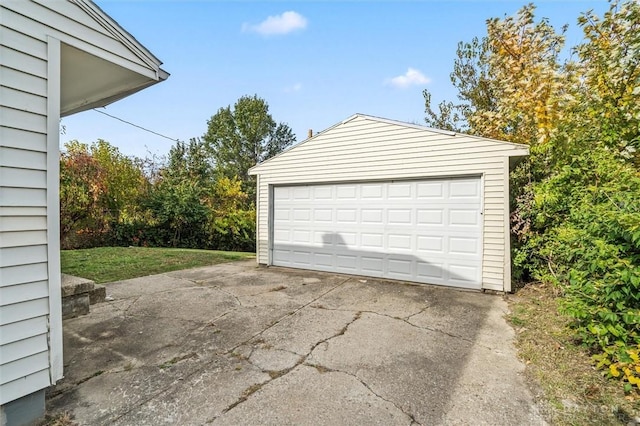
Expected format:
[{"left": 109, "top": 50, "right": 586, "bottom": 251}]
[{"left": 47, "top": 260, "right": 545, "bottom": 425}]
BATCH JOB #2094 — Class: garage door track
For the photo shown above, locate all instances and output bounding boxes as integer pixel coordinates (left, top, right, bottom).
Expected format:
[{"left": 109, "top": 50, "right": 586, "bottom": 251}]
[{"left": 47, "top": 260, "right": 545, "bottom": 425}]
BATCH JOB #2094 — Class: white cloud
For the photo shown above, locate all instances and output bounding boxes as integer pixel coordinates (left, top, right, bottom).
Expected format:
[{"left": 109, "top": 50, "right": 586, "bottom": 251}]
[
  {"left": 387, "top": 68, "right": 431, "bottom": 89},
  {"left": 284, "top": 83, "right": 303, "bottom": 93},
  {"left": 242, "top": 11, "right": 308, "bottom": 36}
]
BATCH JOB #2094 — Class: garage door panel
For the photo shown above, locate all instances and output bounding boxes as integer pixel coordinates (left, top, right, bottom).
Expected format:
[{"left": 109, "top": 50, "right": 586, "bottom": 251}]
[
  {"left": 449, "top": 209, "right": 479, "bottom": 226},
  {"left": 361, "top": 209, "right": 383, "bottom": 224},
  {"left": 336, "top": 254, "right": 357, "bottom": 271},
  {"left": 387, "top": 234, "right": 412, "bottom": 250},
  {"left": 337, "top": 232, "right": 357, "bottom": 246},
  {"left": 273, "top": 248, "right": 292, "bottom": 264},
  {"left": 361, "top": 255, "right": 384, "bottom": 274},
  {"left": 361, "top": 233, "right": 384, "bottom": 249},
  {"left": 292, "top": 230, "right": 311, "bottom": 244},
  {"left": 416, "top": 262, "right": 445, "bottom": 280},
  {"left": 361, "top": 184, "right": 383, "bottom": 198},
  {"left": 293, "top": 187, "right": 311, "bottom": 199},
  {"left": 387, "top": 209, "right": 412, "bottom": 225},
  {"left": 272, "top": 177, "right": 482, "bottom": 289},
  {"left": 417, "top": 209, "right": 444, "bottom": 225},
  {"left": 449, "top": 237, "right": 480, "bottom": 255},
  {"left": 313, "top": 252, "right": 333, "bottom": 268},
  {"left": 388, "top": 182, "right": 412, "bottom": 198},
  {"left": 448, "top": 264, "right": 481, "bottom": 283},
  {"left": 416, "top": 235, "right": 444, "bottom": 253},
  {"left": 387, "top": 257, "right": 414, "bottom": 279},
  {"left": 336, "top": 208, "right": 357, "bottom": 223},
  {"left": 417, "top": 182, "right": 445, "bottom": 199},
  {"left": 293, "top": 208, "right": 310, "bottom": 221},
  {"left": 314, "top": 208, "right": 332, "bottom": 222},
  {"left": 313, "top": 186, "right": 332, "bottom": 199},
  {"left": 275, "top": 188, "right": 290, "bottom": 200},
  {"left": 450, "top": 180, "right": 480, "bottom": 198},
  {"left": 312, "top": 231, "right": 327, "bottom": 245},
  {"left": 274, "top": 208, "right": 290, "bottom": 221},
  {"left": 337, "top": 185, "right": 357, "bottom": 199},
  {"left": 273, "top": 229, "right": 290, "bottom": 243},
  {"left": 292, "top": 250, "right": 312, "bottom": 265}
]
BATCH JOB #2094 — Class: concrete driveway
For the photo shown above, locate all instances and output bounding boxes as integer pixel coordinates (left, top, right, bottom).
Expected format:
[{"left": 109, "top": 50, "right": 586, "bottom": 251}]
[{"left": 47, "top": 260, "right": 545, "bottom": 425}]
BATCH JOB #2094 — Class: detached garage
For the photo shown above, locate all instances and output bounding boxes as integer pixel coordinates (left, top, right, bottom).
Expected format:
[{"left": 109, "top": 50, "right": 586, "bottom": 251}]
[{"left": 249, "top": 114, "right": 529, "bottom": 292}]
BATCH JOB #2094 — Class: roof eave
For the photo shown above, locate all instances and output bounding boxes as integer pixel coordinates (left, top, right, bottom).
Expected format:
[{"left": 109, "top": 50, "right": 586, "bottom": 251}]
[
  {"left": 73, "top": 0, "right": 165, "bottom": 69},
  {"left": 61, "top": 77, "right": 163, "bottom": 117}
]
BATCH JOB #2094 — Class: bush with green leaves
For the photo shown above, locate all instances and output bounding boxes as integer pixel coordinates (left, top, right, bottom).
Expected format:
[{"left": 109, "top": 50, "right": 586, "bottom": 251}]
[
  {"left": 425, "top": 0, "right": 640, "bottom": 390},
  {"left": 514, "top": 147, "right": 640, "bottom": 388}
]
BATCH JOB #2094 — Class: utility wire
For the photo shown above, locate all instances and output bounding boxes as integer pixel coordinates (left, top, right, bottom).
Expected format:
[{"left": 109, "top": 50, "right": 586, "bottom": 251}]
[{"left": 92, "top": 108, "right": 180, "bottom": 142}]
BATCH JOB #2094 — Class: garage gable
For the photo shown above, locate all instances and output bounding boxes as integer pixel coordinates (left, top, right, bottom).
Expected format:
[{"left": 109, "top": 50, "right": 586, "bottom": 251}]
[
  {"left": 250, "top": 114, "right": 529, "bottom": 292},
  {"left": 250, "top": 114, "right": 528, "bottom": 176}
]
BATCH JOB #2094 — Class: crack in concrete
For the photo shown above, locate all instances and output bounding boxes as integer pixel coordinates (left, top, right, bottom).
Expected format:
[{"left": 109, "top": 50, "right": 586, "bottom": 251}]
[
  {"left": 225, "top": 277, "right": 353, "bottom": 355},
  {"left": 305, "top": 363, "right": 419, "bottom": 425},
  {"left": 404, "top": 303, "right": 431, "bottom": 321},
  {"left": 122, "top": 295, "right": 142, "bottom": 314},
  {"left": 313, "top": 306, "right": 498, "bottom": 352},
  {"left": 106, "top": 277, "right": 353, "bottom": 424},
  {"left": 299, "top": 309, "right": 421, "bottom": 424},
  {"left": 164, "top": 267, "right": 261, "bottom": 289},
  {"left": 221, "top": 284, "right": 291, "bottom": 298},
  {"left": 214, "top": 287, "right": 243, "bottom": 307},
  {"left": 216, "top": 308, "right": 362, "bottom": 419}
]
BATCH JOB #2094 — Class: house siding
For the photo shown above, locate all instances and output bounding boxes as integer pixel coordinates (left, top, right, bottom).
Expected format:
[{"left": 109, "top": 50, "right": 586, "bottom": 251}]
[
  {"left": 0, "top": 0, "right": 161, "bottom": 407},
  {"left": 2, "top": 2, "right": 157, "bottom": 78},
  {"left": 0, "top": 5, "right": 52, "bottom": 403},
  {"left": 251, "top": 115, "right": 528, "bottom": 292}
]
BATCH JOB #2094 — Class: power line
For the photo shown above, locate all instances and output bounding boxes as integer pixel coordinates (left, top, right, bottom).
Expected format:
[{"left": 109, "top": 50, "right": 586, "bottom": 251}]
[{"left": 92, "top": 108, "right": 180, "bottom": 142}]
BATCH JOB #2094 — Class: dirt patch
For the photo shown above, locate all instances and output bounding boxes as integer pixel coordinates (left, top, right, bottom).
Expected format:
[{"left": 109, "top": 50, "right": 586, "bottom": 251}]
[{"left": 507, "top": 283, "right": 639, "bottom": 425}]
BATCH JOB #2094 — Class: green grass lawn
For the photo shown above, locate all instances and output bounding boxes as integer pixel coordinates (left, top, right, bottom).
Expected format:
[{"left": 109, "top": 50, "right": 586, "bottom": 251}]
[{"left": 61, "top": 247, "right": 255, "bottom": 284}]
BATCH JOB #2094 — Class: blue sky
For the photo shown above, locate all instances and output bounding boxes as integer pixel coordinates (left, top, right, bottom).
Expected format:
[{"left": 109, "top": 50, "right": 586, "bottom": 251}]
[{"left": 62, "top": 0, "right": 608, "bottom": 159}]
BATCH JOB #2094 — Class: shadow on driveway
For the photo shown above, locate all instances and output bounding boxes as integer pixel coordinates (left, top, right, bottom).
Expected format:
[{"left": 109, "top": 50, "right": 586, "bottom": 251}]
[{"left": 47, "top": 260, "right": 545, "bottom": 425}]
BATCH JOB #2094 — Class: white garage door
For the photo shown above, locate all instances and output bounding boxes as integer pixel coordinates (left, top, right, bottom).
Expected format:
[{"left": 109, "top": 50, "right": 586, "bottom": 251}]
[{"left": 271, "top": 177, "right": 483, "bottom": 289}]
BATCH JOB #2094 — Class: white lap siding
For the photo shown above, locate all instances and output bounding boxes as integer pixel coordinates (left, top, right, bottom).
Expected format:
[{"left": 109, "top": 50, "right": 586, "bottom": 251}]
[
  {"left": 0, "top": 15, "right": 52, "bottom": 404},
  {"left": 1, "top": 0, "right": 166, "bottom": 408}
]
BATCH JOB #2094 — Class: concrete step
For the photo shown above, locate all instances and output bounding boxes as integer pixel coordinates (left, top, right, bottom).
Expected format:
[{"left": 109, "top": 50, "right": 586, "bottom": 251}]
[
  {"left": 89, "top": 284, "right": 106, "bottom": 305},
  {"left": 61, "top": 274, "right": 95, "bottom": 297},
  {"left": 61, "top": 274, "right": 103, "bottom": 319}
]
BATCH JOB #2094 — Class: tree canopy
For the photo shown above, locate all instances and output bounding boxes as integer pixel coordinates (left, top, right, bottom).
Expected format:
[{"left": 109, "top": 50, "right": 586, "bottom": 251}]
[
  {"left": 425, "top": 0, "right": 640, "bottom": 391},
  {"left": 202, "top": 95, "right": 296, "bottom": 199}
]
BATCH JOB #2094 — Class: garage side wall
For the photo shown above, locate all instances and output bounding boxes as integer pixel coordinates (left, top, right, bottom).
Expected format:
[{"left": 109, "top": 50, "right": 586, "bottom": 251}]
[{"left": 253, "top": 116, "right": 522, "bottom": 291}]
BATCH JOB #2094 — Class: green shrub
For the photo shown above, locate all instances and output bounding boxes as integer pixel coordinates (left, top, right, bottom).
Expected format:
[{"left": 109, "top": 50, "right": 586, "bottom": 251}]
[{"left": 515, "top": 147, "right": 640, "bottom": 389}]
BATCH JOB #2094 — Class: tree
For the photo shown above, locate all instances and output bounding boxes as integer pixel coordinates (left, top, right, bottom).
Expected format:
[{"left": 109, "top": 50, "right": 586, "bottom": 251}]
[
  {"left": 573, "top": 0, "right": 640, "bottom": 166},
  {"left": 426, "top": 1, "right": 640, "bottom": 389},
  {"left": 59, "top": 140, "right": 147, "bottom": 248},
  {"left": 424, "top": 4, "right": 566, "bottom": 147},
  {"left": 59, "top": 146, "right": 107, "bottom": 245},
  {"left": 146, "top": 138, "right": 213, "bottom": 247},
  {"left": 202, "top": 95, "right": 296, "bottom": 200},
  {"left": 207, "top": 176, "right": 256, "bottom": 251}
]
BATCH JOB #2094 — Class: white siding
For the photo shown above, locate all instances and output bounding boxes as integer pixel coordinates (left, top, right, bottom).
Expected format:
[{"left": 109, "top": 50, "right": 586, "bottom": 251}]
[
  {"left": 251, "top": 115, "right": 528, "bottom": 292},
  {"left": 1, "top": 0, "right": 166, "bottom": 406},
  {"left": 0, "top": 8, "right": 52, "bottom": 404},
  {"left": 1, "top": 2, "right": 157, "bottom": 78}
]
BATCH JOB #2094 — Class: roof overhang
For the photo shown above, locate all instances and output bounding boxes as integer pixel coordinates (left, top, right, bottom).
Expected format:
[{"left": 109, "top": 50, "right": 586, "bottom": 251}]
[
  {"left": 60, "top": 42, "right": 168, "bottom": 117},
  {"left": 60, "top": 0, "right": 169, "bottom": 117}
]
